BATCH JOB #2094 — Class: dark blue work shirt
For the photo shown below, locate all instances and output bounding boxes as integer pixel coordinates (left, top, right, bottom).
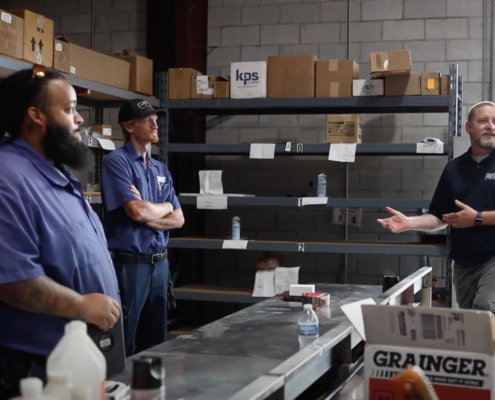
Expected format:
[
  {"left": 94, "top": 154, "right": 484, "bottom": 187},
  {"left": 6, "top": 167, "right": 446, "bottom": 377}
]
[
  {"left": 0, "top": 137, "right": 120, "bottom": 357},
  {"left": 101, "top": 141, "right": 181, "bottom": 255},
  {"left": 428, "top": 148, "right": 495, "bottom": 264}
]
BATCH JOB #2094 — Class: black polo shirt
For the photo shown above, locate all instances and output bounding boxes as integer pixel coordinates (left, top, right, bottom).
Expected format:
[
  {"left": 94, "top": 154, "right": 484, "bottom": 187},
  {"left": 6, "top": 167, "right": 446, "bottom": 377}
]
[{"left": 428, "top": 148, "right": 495, "bottom": 264}]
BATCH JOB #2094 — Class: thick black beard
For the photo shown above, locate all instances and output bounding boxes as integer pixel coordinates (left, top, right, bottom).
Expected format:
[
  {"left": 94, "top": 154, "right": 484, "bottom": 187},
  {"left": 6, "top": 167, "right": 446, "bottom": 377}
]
[{"left": 42, "top": 121, "right": 94, "bottom": 172}]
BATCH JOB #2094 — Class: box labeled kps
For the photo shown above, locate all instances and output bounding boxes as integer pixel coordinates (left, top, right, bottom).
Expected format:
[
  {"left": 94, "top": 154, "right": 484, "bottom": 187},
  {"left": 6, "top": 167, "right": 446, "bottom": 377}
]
[{"left": 230, "top": 61, "right": 267, "bottom": 99}]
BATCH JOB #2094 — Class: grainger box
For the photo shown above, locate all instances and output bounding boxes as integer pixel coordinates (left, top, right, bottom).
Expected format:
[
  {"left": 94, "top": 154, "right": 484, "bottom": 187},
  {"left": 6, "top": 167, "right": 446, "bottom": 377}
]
[{"left": 360, "top": 305, "right": 495, "bottom": 400}]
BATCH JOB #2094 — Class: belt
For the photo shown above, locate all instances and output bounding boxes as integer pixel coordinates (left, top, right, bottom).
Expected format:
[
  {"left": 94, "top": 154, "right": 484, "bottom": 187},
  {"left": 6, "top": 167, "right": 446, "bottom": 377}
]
[{"left": 110, "top": 249, "right": 167, "bottom": 264}]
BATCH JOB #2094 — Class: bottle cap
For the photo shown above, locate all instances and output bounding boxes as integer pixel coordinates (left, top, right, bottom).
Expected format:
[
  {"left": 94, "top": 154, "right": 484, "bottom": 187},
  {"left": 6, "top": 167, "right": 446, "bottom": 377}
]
[
  {"left": 20, "top": 377, "right": 43, "bottom": 397},
  {"left": 132, "top": 356, "right": 165, "bottom": 390},
  {"left": 303, "top": 304, "right": 313, "bottom": 310}
]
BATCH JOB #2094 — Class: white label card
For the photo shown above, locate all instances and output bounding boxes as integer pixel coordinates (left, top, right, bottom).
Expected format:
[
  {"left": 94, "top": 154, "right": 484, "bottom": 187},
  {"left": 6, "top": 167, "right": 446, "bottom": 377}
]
[
  {"left": 249, "top": 143, "right": 276, "bottom": 159},
  {"left": 222, "top": 240, "right": 249, "bottom": 250},
  {"left": 299, "top": 197, "right": 328, "bottom": 207},
  {"left": 196, "top": 196, "right": 228, "bottom": 210},
  {"left": 196, "top": 75, "right": 209, "bottom": 94},
  {"left": 416, "top": 142, "right": 444, "bottom": 154},
  {"left": 285, "top": 142, "right": 292, "bottom": 152},
  {"left": 1, "top": 12, "right": 12, "bottom": 24},
  {"left": 328, "top": 143, "right": 357, "bottom": 163}
]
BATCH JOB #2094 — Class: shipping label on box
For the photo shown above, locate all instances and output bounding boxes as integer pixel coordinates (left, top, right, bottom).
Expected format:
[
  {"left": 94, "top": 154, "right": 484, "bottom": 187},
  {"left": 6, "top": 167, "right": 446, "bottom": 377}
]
[
  {"left": 326, "top": 115, "right": 362, "bottom": 144},
  {"left": 353, "top": 79, "right": 384, "bottom": 97},
  {"left": 385, "top": 75, "right": 421, "bottom": 96},
  {"left": 267, "top": 55, "right": 316, "bottom": 98},
  {"left": 0, "top": 10, "right": 23, "bottom": 60},
  {"left": 358, "top": 305, "right": 495, "bottom": 400},
  {"left": 191, "top": 75, "right": 216, "bottom": 99},
  {"left": 316, "top": 60, "right": 359, "bottom": 98},
  {"left": 230, "top": 61, "right": 267, "bottom": 99},
  {"left": 370, "top": 50, "right": 412, "bottom": 78},
  {"left": 421, "top": 72, "right": 441, "bottom": 95}
]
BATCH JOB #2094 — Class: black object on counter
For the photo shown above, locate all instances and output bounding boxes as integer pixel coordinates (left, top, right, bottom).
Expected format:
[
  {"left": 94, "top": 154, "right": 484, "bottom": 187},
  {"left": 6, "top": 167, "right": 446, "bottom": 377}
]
[
  {"left": 382, "top": 275, "right": 400, "bottom": 293},
  {"left": 132, "top": 356, "right": 165, "bottom": 391}
]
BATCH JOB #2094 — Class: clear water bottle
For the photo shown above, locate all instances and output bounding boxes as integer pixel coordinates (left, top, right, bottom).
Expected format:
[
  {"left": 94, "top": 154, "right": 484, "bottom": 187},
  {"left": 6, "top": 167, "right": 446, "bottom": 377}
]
[
  {"left": 232, "top": 216, "right": 241, "bottom": 240},
  {"left": 317, "top": 171, "right": 326, "bottom": 197},
  {"left": 298, "top": 304, "right": 319, "bottom": 348}
]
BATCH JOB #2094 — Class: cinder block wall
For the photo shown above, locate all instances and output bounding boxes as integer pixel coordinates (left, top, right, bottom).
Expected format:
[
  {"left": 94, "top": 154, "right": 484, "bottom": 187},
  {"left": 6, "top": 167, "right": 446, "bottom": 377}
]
[
  {"left": 202, "top": 0, "right": 485, "bottom": 288},
  {"left": 1, "top": 0, "right": 146, "bottom": 130}
]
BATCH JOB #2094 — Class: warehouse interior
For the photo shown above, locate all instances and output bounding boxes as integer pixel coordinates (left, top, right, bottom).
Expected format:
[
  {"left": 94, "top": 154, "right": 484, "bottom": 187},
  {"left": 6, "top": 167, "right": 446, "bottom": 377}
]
[{"left": 0, "top": 0, "right": 491, "bottom": 399}]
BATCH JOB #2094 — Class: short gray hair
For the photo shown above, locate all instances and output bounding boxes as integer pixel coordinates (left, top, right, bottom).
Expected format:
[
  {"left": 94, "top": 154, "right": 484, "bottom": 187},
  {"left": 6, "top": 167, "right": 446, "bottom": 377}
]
[{"left": 468, "top": 101, "right": 495, "bottom": 121}]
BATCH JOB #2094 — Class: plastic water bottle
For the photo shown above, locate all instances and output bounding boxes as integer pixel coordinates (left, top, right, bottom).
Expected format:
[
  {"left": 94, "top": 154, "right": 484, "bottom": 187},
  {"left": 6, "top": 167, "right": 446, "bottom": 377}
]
[
  {"left": 298, "top": 304, "right": 319, "bottom": 348},
  {"left": 232, "top": 216, "right": 240, "bottom": 240},
  {"left": 10, "top": 377, "right": 56, "bottom": 400},
  {"left": 317, "top": 171, "right": 326, "bottom": 197}
]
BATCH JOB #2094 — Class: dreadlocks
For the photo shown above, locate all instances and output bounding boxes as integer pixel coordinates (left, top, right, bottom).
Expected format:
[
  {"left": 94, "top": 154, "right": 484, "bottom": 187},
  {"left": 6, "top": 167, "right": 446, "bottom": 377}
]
[{"left": 0, "top": 68, "right": 65, "bottom": 141}]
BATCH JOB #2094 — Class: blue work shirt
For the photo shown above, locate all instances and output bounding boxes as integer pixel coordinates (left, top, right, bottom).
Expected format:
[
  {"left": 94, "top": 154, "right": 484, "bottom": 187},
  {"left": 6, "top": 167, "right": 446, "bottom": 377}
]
[
  {"left": 101, "top": 141, "right": 181, "bottom": 255},
  {"left": 0, "top": 137, "right": 120, "bottom": 357}
]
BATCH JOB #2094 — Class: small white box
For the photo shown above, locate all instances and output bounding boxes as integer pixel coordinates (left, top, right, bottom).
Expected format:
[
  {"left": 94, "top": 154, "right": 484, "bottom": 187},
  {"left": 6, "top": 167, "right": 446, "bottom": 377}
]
[
  {"left": 230, "top": 61, "right": 267, "bottom": 99},
  {"left": 352, "top": 79, "right": 384, "bottom": 96},
  {"left": 289, "top": 284, "right": 315, "bottom": 296}
]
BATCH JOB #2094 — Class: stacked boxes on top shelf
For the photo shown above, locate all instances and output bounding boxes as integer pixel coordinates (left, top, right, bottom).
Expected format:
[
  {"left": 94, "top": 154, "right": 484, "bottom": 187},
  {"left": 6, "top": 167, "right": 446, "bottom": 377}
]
[
  {"left": 0, "top": 8, "right": 155, "bottom": 96},
  {"left": 168, "top": 49, "right": 450, "bottom": 100}
]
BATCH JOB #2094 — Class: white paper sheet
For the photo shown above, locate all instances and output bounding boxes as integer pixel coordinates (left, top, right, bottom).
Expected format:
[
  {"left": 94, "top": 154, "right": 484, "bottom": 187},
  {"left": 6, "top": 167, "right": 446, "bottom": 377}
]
[
  {"left": 416, "top": 142, "right": 444, "bottom": 154},
  {"left": 199, "top": 170, "right": 223, "bottom": 195},
  {"left": 328, "top": 143, "right": 357, "bottom": 162},
  {"left": 222, "top": 240, "right": 249, "bottom": 250},
  {"left": 252, "top": 270, "right": 276, "bottom": 297},
  {"left": 196, "top": 75, "right": 209, "bottom": 94},
  {"left": 249, "top": 143, "right": 276, "bottom": 159},
  {"left": 274, "top": 266, "right": 300, "bottom": 295},
  {"left": 95, "top": 138, "right": 116, "bottom": 151},
  {"left": 196, "top": 196, "right": 228, "bottom": 210},
  {"left": 300, "top": 197, "right": 328, "bottom": 207}
]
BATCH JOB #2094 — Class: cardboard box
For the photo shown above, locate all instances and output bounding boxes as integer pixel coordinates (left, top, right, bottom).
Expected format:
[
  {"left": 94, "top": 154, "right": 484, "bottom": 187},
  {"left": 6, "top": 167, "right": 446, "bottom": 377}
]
[
  {"left": 441, "top": 75, "right": 450, "bottom": 95},
  {"left": 91, "top": 124, "right": 112, "bottom": 137},
  {"left": 267, "top": 55, "right": 317, "bottom": 98},
  {"left": 353, "top": 305, "right": 495, "bottom": 400},
  {"left": 214, "top": 79, "right": 230, "bottom": 99},
  {"left": 114, "top": 50, "right": 153, "bottom": 96},
  {"left": 54, "top": 36, "right": 130, "bottom": 90},
  {"left": 385, "top": 75, "right": 421, "bottom": 96},
  {"left": 326, "top": 115, "right": 362, "bottom": 144},
  {"left": 9, "top": 9, "right": 53, "bottom": 67},
  {"left": 230, "top": 61, "right": 267, "bottom": 99},
  {"left": 353, "top": 79, "right": 384, "bottom": 97},
  {"left": 0, "top": 10, "right": 23, "bottom": 60},
  {"left": 370, "top": 50, "right": 412, "bottom": 78},
  {"left": 168, "top": 68, "right": 201, "bottom": 99},
  {"left": 421, "top": 72, "right": 441, "bottom": 95},
  {"left": 316, "top": 60, "right": 359, "bottom": 98}
]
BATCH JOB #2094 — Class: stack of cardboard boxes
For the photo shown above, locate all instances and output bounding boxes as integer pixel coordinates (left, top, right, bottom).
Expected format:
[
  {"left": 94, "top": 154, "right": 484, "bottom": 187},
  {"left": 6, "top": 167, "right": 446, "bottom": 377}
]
[{"left": 0, "top": 8, "right": 155, "bottom": 96}]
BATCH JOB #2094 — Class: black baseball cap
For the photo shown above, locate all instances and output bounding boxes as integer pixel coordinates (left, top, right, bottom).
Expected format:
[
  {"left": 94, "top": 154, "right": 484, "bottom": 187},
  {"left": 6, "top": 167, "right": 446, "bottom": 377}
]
[{"left": 118, "top": 99, "right": 165, "bottom": 123}]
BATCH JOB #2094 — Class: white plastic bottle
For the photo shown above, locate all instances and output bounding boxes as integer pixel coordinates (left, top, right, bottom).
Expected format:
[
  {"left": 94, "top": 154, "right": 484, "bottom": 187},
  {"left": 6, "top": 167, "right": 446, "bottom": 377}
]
[
  {"left": 298, "top": 303, "right": 319, "bottom": 348},
  {"left": 317, "top": 171, "right": 326, "bottom": 197},
  {"left": 10, "top": 377, "right": 56, "bottom": 400},
  {"left": 43, "top": 371, "right": 72, "bottom": 400},
  {"left": 71, "top": 388, "right": 91, "bottom": 400},
  {"left": 47, "top": 320, "right": 106, "bottom": 400}
]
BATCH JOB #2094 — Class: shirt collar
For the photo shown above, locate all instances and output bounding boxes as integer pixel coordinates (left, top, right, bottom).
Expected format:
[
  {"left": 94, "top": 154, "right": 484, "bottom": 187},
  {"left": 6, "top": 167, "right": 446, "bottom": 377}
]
[
  {"left": 459, "top": 147, "right": 495, "bottom": 165},
  {"left": 124, "top": 140, "right": 156, "bottom": 165},
  {"left": 10, "top": 137, "right": 71, "bottom": 188}
]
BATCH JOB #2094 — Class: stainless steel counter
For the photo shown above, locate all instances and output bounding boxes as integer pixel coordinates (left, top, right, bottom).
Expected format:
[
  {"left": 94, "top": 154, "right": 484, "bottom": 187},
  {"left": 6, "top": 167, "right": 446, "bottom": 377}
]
[{"left": 112, "top": 267, "right": 432, "bottom": 400}]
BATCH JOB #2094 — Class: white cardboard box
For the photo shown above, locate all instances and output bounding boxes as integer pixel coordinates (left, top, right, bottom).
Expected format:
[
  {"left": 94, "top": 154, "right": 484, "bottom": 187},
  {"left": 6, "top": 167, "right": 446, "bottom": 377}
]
[
  {"left": 353, "top": 79, "right": 384, "bottom": 96},
  {"left": 344, "top": 304, "right": 495, "bottom": 400},
  {"left": 230, "top": 61, "right": 267, "bottom": 99}
]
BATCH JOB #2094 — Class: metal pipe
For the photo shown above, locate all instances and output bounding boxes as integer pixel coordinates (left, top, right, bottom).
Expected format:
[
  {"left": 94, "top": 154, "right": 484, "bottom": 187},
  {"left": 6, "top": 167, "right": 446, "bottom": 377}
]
[{"left": 91, "top": 0, "right": 96, "bottom": 49}]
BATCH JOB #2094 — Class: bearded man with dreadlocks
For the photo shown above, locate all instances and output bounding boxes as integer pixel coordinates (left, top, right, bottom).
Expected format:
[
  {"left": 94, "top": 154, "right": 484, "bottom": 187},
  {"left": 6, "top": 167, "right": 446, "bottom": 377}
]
[{"left": 0, "top": 67, "right": 120, "bottom": 399}]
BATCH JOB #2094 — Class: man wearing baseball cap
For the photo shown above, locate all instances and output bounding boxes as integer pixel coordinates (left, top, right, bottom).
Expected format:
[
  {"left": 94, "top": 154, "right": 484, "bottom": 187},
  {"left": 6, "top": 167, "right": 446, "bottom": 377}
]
[{"left": 101, "top": 99, "right": 184, "bottom": 356}]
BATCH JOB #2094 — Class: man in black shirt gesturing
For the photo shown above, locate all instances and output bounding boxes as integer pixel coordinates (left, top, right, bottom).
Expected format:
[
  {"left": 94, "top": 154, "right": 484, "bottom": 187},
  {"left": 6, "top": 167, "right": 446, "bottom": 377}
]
[{"left": 378, "top": 101, "right": 495, "bottom": 313}]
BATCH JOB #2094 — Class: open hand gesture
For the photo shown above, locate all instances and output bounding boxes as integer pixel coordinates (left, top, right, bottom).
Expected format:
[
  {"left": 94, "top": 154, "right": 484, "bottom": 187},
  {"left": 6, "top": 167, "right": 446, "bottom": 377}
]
[
  {"left": 442, "top": 200, "right": 477, "bottom": 228},
  {"left": 377, "top": 207, "right": 411, "bottom": 233}
]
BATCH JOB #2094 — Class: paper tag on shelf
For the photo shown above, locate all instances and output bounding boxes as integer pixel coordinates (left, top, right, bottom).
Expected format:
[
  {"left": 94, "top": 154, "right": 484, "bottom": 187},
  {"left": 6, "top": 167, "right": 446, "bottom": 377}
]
[
  {"left": 196, "top": 75, "right": 209, "bottom": 94},
  {"left": 299, "top": 197, "right": 328, "bottom": 207},
  {"left": 222, "top": 240, "right": 249, "bottom": 250},
  {"left": 285, "top": 142, "right": 292, "bottom": 152},
  {"left": 416, "top": 142, "right": 444, "bottom": 154},
  {"left": 70, "top": 66, "right": 76, "bottom": 74},
  {"left": 196, "top": 196, "right": 228, "bottom": 210},
  {"left": 1, "top": 12, "right": 12, "bottom": 24},
  {"left": 328, "top": 143, "right": 357, "bottom": 163},
  {"left": 95, "top": 138, "right": 116, "bottom": 151},
  {"left": 249, "top": 143, "right": 276, "bottom": 159}
]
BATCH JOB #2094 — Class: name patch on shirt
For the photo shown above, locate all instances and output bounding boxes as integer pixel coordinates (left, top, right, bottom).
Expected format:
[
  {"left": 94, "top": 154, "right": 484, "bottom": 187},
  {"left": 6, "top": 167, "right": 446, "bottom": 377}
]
[
  {"left": 157, "top": 176, "right": 166, "bottom": 190},
  {"left": 485, "top": 173, "right": 495, "bottom": 180}
]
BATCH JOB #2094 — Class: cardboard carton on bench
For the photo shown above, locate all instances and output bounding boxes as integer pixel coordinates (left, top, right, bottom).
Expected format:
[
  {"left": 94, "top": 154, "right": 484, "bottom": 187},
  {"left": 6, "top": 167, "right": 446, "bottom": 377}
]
[{"left": 344, "top": 303, "right": 495, "bottom": 400}]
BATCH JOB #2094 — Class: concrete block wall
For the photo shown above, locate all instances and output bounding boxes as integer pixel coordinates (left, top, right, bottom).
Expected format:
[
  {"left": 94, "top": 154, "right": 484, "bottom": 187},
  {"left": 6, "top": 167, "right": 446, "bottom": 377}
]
[{"left": 202, "top": 0, "right": 485, "bottom": 288}]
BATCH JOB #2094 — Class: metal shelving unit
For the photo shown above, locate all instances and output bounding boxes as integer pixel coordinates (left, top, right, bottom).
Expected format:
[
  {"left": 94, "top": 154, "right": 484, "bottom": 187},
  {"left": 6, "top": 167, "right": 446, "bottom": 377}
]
[{"left": 159, "top": 63, "right": 463, "bottom": 307}]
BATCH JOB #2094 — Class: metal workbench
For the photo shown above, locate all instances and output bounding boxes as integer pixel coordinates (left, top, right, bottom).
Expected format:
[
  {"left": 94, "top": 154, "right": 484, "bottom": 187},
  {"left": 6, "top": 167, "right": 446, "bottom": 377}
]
[{"left": 112, "top": 267, "right": 432, "bottom": 400}]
